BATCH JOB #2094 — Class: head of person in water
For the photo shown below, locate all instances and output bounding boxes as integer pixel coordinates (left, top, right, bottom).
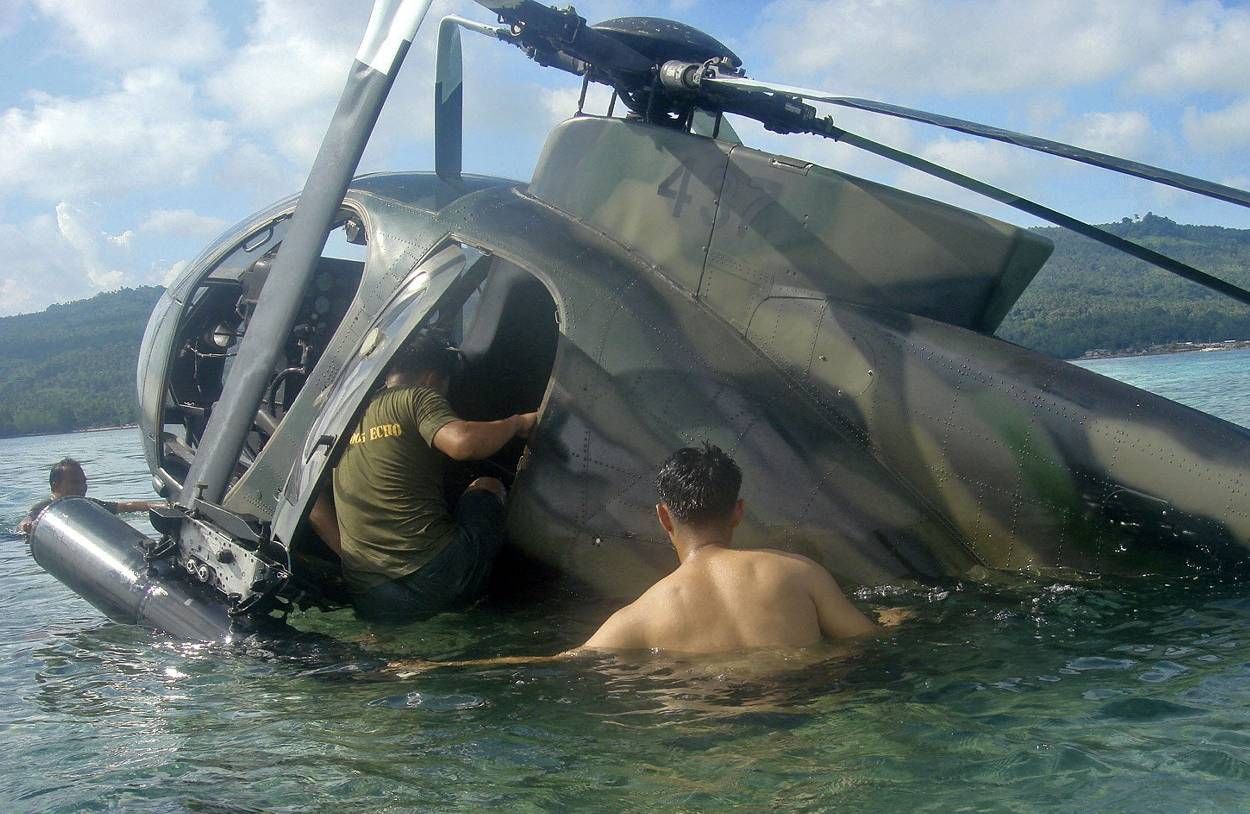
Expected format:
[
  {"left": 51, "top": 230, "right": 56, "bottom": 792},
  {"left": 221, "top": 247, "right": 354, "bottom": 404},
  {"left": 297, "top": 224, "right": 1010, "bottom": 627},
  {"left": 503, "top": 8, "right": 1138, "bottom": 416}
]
[
  {"left": 654, "top": 443, "right": 744, "bottom": 547},
  {"left": 385, "top": 328, "right": 460, "bottom": 394},
  {"left": 50, "top": 458, "right": 88, "bottom": 498}
]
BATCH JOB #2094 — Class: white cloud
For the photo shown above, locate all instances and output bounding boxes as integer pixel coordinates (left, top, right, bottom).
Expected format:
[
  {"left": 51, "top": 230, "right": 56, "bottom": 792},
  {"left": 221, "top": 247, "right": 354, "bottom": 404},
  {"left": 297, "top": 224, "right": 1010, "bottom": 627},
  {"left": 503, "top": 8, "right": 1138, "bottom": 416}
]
[
  {"left": 213, "top": 141, "right": 303, "bottom": 205},
  {"left": 1131, "top": 4, "right": 1250, "bottom": 94},
  {"left": 139, "top": 209, "right": 227, "bottom": 239},
  {"left": 0, "top": 276, "right": 32, "bottom": 314},
  {"left": 205, "top": 0, "right": 373, "bottom": 166},
  {"left": 35, "top": 0, "right": 224, "bottom": 68},
  {"left": 756, "top": 0, "right": 1148, "bottom": 95},
  {"left": 55, "top": 203, "right": 131, "bottom": 290},
  {"left": 160, "top": 259, "right": 189, "bottom": 287},
  {"left": 0, "top": 0, "right": 25, "bottom": 37},
  {"left": 0, "top": 68, "right": 230, "bottom": 201},
  {"left": 0, "top": 209, "right": 138, "bottom": 315},
  {"left": 918, "top": 139, "right": 1019, "bottom": 180},
  {"left": 755, "top": 0, "right": 1249, "bottom": 98},
  {"left": 1183, "top": 97, "right": 1250, "bottom": 153},
  {"left": 539, "top": 84, "right": 616, "bottom": 124},
  {"left": 1065, "top": 111, "right": 1152, "bottom": 157}
]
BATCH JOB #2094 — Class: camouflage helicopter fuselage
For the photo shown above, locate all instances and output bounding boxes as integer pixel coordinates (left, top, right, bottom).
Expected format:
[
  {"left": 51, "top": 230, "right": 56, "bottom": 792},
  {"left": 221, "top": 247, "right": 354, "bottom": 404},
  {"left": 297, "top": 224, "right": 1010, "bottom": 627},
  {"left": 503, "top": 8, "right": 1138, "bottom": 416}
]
[{"left": 137, "top": 114, "right": 1250, "bottom": 609}]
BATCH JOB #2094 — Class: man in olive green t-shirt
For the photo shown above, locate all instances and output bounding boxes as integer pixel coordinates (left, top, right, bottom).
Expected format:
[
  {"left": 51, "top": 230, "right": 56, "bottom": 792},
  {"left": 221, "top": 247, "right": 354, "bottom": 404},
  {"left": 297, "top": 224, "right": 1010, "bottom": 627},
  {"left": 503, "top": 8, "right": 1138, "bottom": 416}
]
[{"left": 331, "top": 330, "right": 537, "bottom": 621}]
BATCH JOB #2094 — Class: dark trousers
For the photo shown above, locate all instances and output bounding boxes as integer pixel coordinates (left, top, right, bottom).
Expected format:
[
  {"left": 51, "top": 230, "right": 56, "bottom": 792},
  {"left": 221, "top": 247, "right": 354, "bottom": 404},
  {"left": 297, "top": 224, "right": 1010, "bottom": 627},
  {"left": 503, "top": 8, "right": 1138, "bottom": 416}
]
[{"left": 351, "top": 489, "right": 506, "bottom": 622}]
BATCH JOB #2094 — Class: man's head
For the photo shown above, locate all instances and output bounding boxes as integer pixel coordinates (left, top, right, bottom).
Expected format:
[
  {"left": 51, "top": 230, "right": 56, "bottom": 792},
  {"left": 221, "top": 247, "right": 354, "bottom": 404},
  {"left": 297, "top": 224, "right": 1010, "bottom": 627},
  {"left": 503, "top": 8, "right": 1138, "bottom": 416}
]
[
  {"left": 654, "top": 443, "right": 743, "bottom": 541},
  {"left": 50, "top": 458, "right": 87, "bottom": 497},
  {"left": 386, "top": 328, "right": 459, "bottom": 392}
]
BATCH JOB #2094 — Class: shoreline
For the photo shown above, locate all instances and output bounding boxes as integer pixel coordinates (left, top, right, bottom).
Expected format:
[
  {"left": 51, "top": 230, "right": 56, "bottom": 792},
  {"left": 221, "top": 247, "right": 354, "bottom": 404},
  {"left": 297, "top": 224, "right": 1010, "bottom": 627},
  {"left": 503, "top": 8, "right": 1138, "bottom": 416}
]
[
  {"left": 0, "top": 423, "right": 138, "bottom": 442},
  {"left": 1073, "top": 340, "right": 1250, "bottom": 362}
]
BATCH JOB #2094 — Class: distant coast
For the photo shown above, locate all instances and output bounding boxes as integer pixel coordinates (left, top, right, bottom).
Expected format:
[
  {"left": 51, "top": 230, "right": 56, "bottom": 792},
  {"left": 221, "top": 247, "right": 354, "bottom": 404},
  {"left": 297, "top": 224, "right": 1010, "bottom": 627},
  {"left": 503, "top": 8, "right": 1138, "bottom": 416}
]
[
  {"left": 1075, "top": 339, "right": 1250, "bottom": 361},
  {"left": 0, "top": 423, "right": 139, "bottom": 442}
]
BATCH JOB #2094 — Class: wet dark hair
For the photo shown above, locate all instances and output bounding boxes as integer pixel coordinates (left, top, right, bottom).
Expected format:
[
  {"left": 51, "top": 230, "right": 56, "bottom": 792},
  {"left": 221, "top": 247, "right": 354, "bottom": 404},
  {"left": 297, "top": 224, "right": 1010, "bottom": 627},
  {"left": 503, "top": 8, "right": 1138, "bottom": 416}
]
[
  {"left": 50, "top": 457, "right": 84, "bottom": 488},
  {"left": 388, "top": 328, "right": 459, "bottom": 379},
  {"left": 655, "top": 443, "right": 742, "bottom": 525}
]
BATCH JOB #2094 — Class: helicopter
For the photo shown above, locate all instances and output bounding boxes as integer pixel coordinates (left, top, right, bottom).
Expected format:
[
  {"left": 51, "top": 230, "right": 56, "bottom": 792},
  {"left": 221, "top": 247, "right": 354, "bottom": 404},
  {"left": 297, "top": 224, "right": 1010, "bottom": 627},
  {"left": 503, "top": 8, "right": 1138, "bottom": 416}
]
[{"left": 27, "top": 0, "right": 1250, "bottom": 641}]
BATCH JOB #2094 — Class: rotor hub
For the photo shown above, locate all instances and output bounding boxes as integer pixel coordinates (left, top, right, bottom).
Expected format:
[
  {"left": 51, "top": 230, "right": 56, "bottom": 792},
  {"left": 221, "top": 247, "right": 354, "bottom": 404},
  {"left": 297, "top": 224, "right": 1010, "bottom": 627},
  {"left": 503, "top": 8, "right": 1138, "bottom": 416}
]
[{"left": 589, "top": 17, "right": 741, "bottom": 69}]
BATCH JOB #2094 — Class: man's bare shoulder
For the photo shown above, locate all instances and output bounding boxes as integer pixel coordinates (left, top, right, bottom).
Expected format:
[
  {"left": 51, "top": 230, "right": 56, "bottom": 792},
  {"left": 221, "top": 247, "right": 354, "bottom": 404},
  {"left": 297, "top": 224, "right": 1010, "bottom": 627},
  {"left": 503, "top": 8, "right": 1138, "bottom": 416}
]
[
  {"left": 733, "top": 547, "right": 825, "bottom": 574},
  {"left": 582, "top": 599, "right": 648, "bottom": 650},
  {"left": 582, "top": 573, "right": 687, "bottom": 651},
  {"left": 629, "top": 569, "right": 690, "bottom": 608}
]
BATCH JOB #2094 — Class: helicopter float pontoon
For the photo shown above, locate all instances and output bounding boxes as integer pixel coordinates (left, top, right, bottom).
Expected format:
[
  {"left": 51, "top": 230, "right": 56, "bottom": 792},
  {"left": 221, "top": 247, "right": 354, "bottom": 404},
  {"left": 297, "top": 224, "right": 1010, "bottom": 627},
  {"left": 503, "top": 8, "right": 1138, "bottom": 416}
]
[{"left": 28, "top": 0, "right": 1250, "bottom": 641}]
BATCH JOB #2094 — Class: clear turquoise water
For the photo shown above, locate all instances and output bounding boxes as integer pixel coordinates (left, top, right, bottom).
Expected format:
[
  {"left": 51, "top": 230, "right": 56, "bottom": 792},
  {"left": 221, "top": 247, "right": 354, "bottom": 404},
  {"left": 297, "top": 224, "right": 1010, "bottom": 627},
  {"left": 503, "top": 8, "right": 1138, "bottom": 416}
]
[
  {"left": 3, "top": 351, "right": 1250, "bottom": 812},
  {"left": 1075, "top": 346, "right": 1250, "bottom": 429}
]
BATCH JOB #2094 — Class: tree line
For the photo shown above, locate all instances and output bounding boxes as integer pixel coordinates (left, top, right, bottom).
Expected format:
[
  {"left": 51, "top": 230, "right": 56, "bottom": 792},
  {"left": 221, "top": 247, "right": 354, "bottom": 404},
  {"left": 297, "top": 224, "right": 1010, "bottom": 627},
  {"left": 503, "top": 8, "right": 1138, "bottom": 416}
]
[
  {"left": 0, "top": 287, "right": 163, "bottom": 437},
  {"left": 996, "top": 214, "right": 1250, "bottom": 358}
]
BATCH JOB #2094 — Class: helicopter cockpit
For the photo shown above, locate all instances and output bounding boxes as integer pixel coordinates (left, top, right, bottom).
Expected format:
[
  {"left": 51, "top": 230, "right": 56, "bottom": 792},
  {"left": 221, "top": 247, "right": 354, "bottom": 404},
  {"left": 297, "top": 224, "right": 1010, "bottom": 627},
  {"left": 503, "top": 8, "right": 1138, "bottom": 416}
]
[
  {"left": 157, "top": 214, "right": 367, "bottom": 491},
  {"left": 281, "top": 245, "right": 561, "bottom": 604}
]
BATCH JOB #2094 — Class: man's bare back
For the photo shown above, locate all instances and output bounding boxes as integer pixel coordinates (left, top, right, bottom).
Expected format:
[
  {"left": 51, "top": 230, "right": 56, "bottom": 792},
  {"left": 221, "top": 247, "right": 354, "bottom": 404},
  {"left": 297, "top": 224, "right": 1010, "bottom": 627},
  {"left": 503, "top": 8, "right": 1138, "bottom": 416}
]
[{"left": 584, "top": 546, "right": 879, "bottom": 653}]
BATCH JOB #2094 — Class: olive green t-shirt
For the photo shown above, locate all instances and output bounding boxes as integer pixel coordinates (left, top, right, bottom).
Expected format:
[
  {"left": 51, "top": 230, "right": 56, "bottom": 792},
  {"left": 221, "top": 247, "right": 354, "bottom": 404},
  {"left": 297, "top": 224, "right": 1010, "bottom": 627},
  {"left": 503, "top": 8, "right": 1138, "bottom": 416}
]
[{"left": 332, "top": 385, "right": 460, "bottom": 591}]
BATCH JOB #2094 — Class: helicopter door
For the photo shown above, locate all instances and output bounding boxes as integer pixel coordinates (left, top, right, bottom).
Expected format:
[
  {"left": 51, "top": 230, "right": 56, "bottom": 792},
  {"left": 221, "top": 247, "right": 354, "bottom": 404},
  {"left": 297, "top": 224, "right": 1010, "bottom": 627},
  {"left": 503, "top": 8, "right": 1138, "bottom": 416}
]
[{"left": 269, "top": 241, "right": 487, "bottom": 548}]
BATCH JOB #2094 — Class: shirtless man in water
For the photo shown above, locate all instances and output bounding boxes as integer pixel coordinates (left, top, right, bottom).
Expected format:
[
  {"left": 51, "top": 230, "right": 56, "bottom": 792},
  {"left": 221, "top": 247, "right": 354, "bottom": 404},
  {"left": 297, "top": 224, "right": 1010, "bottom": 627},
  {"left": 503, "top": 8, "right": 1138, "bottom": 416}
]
[
  {"left": 392, "top": 444, "right": 893, "bottom": 673},
  {"left": 581, "top": 443, "right": 881, "bottom": 652}
]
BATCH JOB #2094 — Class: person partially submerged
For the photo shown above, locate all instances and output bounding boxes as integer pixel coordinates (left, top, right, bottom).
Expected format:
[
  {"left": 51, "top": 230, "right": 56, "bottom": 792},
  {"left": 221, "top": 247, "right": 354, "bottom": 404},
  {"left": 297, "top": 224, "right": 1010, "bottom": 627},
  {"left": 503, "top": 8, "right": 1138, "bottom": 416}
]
[
  {"left": 391, "top": 444, "right": 897, "bottom": 673},
  {"left": 16, "top": 457, "right": 165, "bottom": 535},
  {"left": 581, "top": 443, "right": 882, "bottom": 652}
]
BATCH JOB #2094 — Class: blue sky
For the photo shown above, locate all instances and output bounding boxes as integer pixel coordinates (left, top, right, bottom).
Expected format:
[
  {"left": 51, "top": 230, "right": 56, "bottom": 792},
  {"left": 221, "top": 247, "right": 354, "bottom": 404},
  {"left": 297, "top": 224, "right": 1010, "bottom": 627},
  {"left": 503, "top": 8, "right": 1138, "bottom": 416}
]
[{"left": 1, "top": 0, "right": 1248, "bottom": 316}]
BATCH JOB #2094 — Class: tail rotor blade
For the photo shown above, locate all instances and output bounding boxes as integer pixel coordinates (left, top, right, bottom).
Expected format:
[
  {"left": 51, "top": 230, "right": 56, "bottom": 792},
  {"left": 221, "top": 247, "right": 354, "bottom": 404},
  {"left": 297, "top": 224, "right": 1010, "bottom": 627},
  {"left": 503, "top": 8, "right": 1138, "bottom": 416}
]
[
  {"left": 435, "top": 17, "right": 464, "bottom": 179},
  {"left": 702, "top": 73, "right": 1250, "bottom": 210}
]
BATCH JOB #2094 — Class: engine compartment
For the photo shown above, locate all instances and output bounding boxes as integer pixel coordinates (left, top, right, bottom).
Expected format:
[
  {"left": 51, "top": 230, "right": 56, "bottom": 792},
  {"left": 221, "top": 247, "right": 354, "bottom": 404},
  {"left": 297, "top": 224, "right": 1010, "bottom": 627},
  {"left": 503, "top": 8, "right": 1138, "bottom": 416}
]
[{"left": 159, "top": 226, "right": 365, "bottom": 493}]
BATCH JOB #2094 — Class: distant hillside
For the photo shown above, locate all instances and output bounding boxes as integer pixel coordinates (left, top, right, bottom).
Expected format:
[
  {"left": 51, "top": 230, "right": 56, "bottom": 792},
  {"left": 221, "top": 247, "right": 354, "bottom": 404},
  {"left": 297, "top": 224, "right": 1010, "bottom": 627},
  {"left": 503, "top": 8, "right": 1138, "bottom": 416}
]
[
  {"left": 0, "top": 287, "right": 164, "bottom": 438},
  {"left": 998, "top": 214, "right": 1250, "bottom": 358}
]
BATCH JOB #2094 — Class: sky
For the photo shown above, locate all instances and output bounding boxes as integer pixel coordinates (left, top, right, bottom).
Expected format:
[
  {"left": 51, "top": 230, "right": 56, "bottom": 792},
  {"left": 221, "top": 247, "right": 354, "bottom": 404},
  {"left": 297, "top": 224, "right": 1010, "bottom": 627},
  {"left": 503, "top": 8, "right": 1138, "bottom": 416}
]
[{"left": 1, "top": 0, "right": 1248, "bottom": 317}]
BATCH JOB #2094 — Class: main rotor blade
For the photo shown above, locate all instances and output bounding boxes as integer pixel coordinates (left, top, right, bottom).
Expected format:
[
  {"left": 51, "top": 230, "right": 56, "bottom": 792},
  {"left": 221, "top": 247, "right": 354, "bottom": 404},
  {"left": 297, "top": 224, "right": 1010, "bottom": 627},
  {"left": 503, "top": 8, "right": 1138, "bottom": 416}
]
[
  {"left": 182, "top": 0, "right": 437, "bottom": 505},
  {"left": 703, "top": 73, "right": 1250, "bottom": 210}
]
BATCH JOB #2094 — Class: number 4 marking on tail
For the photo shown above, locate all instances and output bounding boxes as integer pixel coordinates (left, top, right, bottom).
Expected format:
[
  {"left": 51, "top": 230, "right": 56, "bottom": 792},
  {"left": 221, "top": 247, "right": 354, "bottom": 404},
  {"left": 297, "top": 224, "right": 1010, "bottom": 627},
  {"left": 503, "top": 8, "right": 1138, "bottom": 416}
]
[{"left": 657, "top": 166, "right": 693, "bottom": 217}]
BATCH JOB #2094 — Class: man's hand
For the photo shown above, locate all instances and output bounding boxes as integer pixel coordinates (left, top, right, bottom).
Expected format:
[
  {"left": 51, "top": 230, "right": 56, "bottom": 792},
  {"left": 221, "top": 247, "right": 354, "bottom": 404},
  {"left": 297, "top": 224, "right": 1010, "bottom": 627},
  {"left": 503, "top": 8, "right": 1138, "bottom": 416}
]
[
  {"left": 874, "top": 607, "right": 915, "bottom": 628},
  {"left": 515, "top": 411, "right": 539, "bottom": 439}
]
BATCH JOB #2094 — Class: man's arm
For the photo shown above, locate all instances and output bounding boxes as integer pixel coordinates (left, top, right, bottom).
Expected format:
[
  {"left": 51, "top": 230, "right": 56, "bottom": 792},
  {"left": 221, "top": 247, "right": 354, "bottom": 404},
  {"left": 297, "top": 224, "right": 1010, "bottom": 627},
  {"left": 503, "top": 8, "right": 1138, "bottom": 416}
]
[
  {"left": 432, "top": 412, "right": 538, "bottom": 461},
  {"left": 386, "top": 602, "right": 643, "bottom": 675},
  {"left": 388, "top": 653, "right": 573, "bottom": 675},
  {"left": 308, "top": 489, "right": 342, "bottom": 555},
  {"left": 804, "top": 565, "right": 881, "bottom": 639}
]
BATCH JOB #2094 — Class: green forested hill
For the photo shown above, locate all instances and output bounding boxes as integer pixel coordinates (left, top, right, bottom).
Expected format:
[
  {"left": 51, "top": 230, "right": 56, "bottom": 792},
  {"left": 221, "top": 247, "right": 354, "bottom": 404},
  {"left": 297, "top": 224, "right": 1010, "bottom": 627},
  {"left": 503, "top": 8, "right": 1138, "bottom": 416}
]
[
  {"left": 998, "top": 214, "right": 1250, "bottom": 358},
  {"left": 0, "top": 287, "right": 164, "bottom": 437}
]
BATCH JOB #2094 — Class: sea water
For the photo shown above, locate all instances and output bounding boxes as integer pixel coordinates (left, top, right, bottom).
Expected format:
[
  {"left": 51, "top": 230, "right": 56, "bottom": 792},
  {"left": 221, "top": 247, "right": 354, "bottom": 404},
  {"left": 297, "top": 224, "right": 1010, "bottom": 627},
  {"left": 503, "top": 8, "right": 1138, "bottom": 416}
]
[{"left": 3, "top": 351, "right": 1250, "bottom": 812}]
